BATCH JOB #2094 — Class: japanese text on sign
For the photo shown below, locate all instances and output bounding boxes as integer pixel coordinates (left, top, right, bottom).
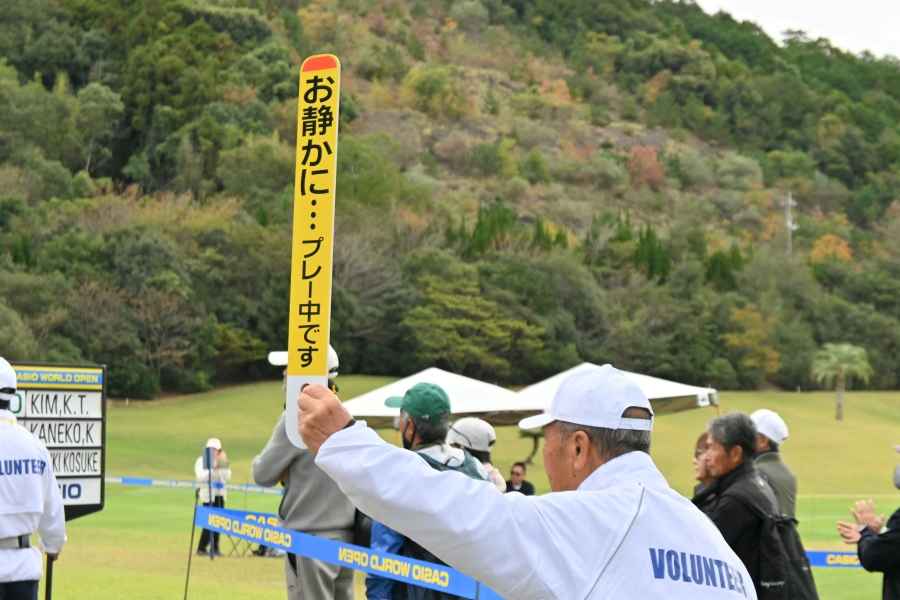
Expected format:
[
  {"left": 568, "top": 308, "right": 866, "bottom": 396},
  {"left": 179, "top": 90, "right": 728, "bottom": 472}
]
[
  {"left": 287, "top": 54, "right": 341, "bottom": 377},
  {"left": 285, "top": 55, "right": 341, "bottom": 448}
]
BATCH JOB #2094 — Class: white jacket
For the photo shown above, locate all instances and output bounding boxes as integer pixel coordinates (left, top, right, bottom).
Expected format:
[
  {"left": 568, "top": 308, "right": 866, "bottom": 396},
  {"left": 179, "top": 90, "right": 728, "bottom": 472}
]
[
  {"left": 195, "top": 456, "right": 231, "bottom": 503},
  {"left": 0, "top": 410, "right": 66, "bottom": 583},
  {"left": 317, "top": 423, "right": 757, "bottom": 600}
]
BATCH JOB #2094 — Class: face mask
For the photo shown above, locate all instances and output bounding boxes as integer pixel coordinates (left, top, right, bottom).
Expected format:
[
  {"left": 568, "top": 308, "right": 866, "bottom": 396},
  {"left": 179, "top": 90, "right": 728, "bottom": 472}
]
[
  {"left": 893, "top": 465, "right": 900, "bottom": 490},
  {"left": 402, "top": 421, "right": 415, "bottom": 451}
]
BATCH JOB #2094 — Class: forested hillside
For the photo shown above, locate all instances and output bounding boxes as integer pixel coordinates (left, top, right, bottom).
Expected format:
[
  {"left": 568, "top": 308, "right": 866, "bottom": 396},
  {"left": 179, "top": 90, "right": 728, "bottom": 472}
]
[{"left": 2, "top": 0, "right": 900, "bottom": 398}]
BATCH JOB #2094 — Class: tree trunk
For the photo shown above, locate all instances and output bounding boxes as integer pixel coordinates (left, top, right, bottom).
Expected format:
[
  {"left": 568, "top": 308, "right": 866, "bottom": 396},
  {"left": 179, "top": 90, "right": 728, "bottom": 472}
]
[
  {"left": 525, "top": 433, "right": 541, "bottom": 465},
  {"left": 835, "top": 376, "right": 846, "bottom": 421}
]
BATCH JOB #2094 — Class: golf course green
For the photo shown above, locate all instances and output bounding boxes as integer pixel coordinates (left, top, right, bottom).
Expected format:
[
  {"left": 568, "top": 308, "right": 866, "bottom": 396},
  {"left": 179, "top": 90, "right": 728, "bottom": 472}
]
[{"left": 40, "top": 376, "right": 900, "bottom": 599}]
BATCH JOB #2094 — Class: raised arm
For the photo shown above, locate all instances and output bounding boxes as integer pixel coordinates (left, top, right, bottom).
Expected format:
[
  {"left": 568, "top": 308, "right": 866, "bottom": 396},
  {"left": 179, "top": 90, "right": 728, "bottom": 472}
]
[{"left": 316, "top": 423, "right": 551, "bottom": 598}]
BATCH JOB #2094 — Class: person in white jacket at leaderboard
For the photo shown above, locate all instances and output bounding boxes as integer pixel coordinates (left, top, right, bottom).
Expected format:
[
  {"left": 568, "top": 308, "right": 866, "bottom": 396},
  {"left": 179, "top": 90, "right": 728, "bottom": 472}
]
[
  {"left": 0, "top": 357, "right": 66, "bottom": 600},
  {"left": 297, "top": 364, "right": 758, "bottom": 600}
]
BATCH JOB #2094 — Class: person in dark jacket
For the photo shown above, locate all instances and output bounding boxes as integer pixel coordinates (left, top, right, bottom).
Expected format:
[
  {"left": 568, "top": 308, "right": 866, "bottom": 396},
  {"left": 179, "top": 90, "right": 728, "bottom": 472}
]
[
  {"left": 505, "top": 462, "right": 535, "bottom": 495},
  {"left": 837, "top": 448, "right": 900, "bottom": 600},
  {"left": 704, "top": 412, "right": 782, "bottom": 597},
  {"left": 691, "top": 431, "right": 717, "bottom": 513}
]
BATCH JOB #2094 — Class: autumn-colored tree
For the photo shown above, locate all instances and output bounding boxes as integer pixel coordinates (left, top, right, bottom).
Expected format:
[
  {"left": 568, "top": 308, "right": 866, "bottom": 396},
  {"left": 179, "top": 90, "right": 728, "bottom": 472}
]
[
  {"left": 810, "top": 234, "right": 853, "bottom": 262},
  {"left": 720, "top": 304, "right": 780, "bottom": 388},
  {"left": 628, "top": 145, "right": 666, "bottom": 191}
]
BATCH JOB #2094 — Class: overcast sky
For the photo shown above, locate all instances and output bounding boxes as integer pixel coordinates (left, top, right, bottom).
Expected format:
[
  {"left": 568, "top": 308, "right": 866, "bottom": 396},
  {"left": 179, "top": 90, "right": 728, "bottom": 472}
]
[{"left": 692, "top": 0, "right": 900, "bottom": 59}]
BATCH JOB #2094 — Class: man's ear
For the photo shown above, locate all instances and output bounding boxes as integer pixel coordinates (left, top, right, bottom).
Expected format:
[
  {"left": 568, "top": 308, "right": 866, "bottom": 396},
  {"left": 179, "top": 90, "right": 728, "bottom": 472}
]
[
  {"left": 728, "top": 444, "right": 744, "bottom": 464},
  {"left": 571, "top": 430, "right": 591, "bottom": 469}
]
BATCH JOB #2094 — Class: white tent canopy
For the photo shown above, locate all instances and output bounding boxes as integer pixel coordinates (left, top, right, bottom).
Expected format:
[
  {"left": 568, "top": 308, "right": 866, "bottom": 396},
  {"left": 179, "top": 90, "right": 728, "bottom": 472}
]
[
  {"left": 516, "top": 363, "right": 718, "bottom": 418},
  {"left": 342, "top": 368, "right": 525, "bottom": 427},
  {"left": 342, "top": 364, "right": 717, "bottom": 428}
]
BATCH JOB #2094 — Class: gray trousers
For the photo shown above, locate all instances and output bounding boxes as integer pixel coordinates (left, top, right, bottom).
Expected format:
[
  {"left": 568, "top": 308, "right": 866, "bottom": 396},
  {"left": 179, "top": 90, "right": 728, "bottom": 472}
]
[{"left": 285, "top": 528, "right": 354, "bottom": 600}]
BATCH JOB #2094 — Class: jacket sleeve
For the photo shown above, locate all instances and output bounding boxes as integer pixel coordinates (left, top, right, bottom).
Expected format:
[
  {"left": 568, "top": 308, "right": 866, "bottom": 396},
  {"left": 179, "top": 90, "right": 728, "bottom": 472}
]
[
  {"left": 316, "top": 424, "right": 564, "bottom": 600},
  {"left": 252, "top": 414, "right": 298, "bottom": 487},
  {"left": 365, "top": 520, "right": 405, "bottom": 600},
  {"left": 38, "top": 447, "right": 66, "bottom": 554},
  {"left": 858, "top": 510, "right": 900, "bottom": 573}
]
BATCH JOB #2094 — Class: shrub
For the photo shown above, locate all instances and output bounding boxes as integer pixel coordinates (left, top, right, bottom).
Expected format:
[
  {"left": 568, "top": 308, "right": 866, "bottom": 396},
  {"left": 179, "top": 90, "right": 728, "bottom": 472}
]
[
  {"left": 628, "top": 146, "right": 666, "bottom": 191},
  {"left": 513, "top": 120, "right": 556, "bottom": 149},
  {"left": 433, "top": 131, "right": 472, "bottom": 170},
  {"left": 519, "top": 148, "right": 552, "bottom": 184},
  {"left": 591, "top": 154, "right": 629, "bottom": 190},
  {"left": 402, "top": 65, "right": 469, "bottom": 120},
  {"left": 715, "top": 153, "right": 763, "bottom": 191},
  {"left": 450, "top": 1, "right": 489, "bottom": 33}
]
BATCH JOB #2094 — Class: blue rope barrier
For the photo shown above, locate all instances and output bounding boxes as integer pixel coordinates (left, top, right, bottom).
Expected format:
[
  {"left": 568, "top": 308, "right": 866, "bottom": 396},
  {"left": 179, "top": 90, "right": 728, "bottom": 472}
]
[
  {"left": 195, "top": 506, "right": 504, "bottom": 599},
  {"left": 105, "top": 475, "right": 284, "bottom": 496}
]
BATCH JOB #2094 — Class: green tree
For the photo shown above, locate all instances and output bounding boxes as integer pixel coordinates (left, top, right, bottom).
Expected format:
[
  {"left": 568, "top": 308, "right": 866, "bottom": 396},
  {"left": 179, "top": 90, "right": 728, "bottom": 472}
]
[
  {"left": 401, "top": 275, "right": 543, "bottom": 379},
  {"left": 811, "top": 343, "right": 873, "bottom": 421},
  {"left": 76, "top": 83, "right": 124, "bottom": 173}
]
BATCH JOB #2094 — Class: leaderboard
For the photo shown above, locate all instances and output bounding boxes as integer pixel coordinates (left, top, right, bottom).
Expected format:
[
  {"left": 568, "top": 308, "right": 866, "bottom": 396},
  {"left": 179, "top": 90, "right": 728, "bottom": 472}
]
[{"left": 10, "top": 363, "right": 106, "bottom": 521}]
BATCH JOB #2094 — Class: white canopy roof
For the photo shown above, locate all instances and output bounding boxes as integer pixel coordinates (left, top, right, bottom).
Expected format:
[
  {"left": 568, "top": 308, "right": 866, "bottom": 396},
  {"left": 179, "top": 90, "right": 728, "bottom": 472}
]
[
  {"left": 516, "top": 363, "right": 717, "bottom": 417},
  {"left": 342, "top": 367, "right": 525, "bottom": 427},
  {"left": 342, "top": 364, "right": 717, "bottom": 428}
]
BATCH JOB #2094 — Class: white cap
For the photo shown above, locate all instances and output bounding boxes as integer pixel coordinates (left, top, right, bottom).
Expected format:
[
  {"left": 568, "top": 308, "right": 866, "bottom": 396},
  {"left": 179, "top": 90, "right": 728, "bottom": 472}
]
[
  {"left": 447, "top": 417, "right": 497, "bottom": 452},
  {"left": 268, "top": 345, "right": 339, "bottom": 377},
  {"left": 751, "top": 409, "right": 789, "bottom": 445},
  {"left": 206, "top": 438, "right": 222, "bottom": 450},
  {"left": 0, "top": 358, "right": 16, "bottom": 402},
  {"left": 519, "top": 365, "right": 654, "bottom": 431},
  {"left": 327, "top": 345, "right": 339, "bottom": 378}
]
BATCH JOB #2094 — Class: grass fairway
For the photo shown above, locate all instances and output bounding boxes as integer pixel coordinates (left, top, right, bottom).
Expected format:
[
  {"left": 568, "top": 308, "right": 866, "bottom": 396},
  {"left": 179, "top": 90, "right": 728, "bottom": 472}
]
[{"left": 41, "top": 377, "right": 899, "bottom": 599}]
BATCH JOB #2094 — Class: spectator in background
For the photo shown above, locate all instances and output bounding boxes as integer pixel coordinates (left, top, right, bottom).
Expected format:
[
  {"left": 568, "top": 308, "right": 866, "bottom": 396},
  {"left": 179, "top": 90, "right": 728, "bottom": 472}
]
[
  {"left": 195, "top": 438, "right": 231, "bottom": 556},
  {"left": 447, "top": 417, "right": 506, "bottom": 492},
  {"left": 837, "top": 446, "right": 900, "bottom": 600},
  {"left": 367, "top": 383, "right": 487, "bottom": 600},
  {"left": 505, "top": 462, "right": 535, "bottom": 495},
  {"left": 751, "top": 409, "right": 798, "bottom": 519},
  {"left": 253, "top": 350, "right": 356, "bottom": 600},
  {"left": 704, "top": 413, "right": 818, "bottom": 599},
  {"left": 691, "top": 432, "right": 717, "bottom": 513}
]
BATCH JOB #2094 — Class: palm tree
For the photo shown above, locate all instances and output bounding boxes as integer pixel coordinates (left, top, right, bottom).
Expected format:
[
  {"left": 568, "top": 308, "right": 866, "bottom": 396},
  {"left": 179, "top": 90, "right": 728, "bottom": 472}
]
[{"left": 811, "top": 343, "right": 873, "bottom": 421}]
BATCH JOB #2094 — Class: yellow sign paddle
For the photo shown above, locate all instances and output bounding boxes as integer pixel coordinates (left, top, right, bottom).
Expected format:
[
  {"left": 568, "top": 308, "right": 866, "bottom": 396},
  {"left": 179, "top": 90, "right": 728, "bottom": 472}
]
[{"left": 285, "top": 54, "right": 341, "bottom": 448}]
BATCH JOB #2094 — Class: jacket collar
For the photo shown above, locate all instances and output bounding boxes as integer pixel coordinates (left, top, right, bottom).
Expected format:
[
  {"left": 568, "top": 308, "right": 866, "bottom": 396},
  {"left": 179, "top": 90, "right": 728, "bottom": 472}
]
[
  {"left": 714, "top": 460, "right": 757, "bottom": 495},
  {"left": 0, "top": 409, "right": 16, "bottom": 424},
  {"left": 577, "top": 451, "right": 668, "bottom": 492},
  {"left": 755, "top": 450, "right": 780, "bottom": 461}
]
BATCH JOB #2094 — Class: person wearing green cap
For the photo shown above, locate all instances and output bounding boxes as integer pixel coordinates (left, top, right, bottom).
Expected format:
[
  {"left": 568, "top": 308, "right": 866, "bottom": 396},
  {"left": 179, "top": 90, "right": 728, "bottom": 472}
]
[{"left": 367, "top": 382, "right": 488, "bottom": 600}]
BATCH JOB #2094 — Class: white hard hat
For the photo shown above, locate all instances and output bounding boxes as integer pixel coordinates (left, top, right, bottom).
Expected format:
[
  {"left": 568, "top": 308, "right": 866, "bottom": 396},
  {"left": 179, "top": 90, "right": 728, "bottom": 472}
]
[
  {"left": 267, "top": 345, "right": 339, "bottom": 378},
  {"left": 519, "top": 365, "right": 653, "bottom": 431},
  {"left": 206, "top": 438, "right": 222, "bottom": 450},
  {"left": 0, "top": 358, "right": 16, "bottom": 402},
  {"left": 447, "top": 417, "right": 496, "bottom": 452},
  {"left": 751, "top": 409, "right": 789, "bottom": 445}
]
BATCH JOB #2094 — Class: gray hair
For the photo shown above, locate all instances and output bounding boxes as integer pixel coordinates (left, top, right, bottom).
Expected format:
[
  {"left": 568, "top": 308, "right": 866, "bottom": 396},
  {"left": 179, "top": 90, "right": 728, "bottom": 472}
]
[
  {"left": 400, "top": 409, "right": 450, "bottom": 445},
  {"left": 555, "top": 407, "right": 652, "bottom": 462},
  {"left": 708, "top": 412, "right": 757, "bottom": 462}
]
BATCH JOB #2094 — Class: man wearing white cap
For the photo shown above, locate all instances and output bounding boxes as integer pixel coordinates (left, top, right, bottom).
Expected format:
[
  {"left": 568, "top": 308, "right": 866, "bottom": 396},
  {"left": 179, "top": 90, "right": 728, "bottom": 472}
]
[
  {"left": 194, "top": 438, "right": 231, "bottom": 556},
  {"left": 297, "top": 364, "right": 757, "bottom": 599},
  {"left": 0, "top": 357, "right": 66, "bottom": 598},
  {"left": 750, "top": 409, "right": 797, "bottom": 519}
]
